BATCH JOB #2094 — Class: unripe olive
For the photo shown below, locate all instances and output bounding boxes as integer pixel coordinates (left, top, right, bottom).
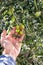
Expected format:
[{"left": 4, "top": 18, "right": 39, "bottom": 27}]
[
  {"left": 16, "top": 25, "right": 19, "bottom": 29},
  {"left": 35, "top": 11, "right": 41, "bottom": 17},
  {"left": 19, "top": 24, "right": 24, "bottom": 30},
  {"left": 16, "top": 29, "right": 20, "bottom": 33},
  {"left": 19, "top": 31, "right": 23, "bottom": 35}
]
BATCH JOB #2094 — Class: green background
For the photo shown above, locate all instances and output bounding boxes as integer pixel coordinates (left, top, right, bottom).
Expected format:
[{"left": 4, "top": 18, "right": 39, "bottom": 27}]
[{"left": 0, "top": 0, "right": 43, "bottom": 65}]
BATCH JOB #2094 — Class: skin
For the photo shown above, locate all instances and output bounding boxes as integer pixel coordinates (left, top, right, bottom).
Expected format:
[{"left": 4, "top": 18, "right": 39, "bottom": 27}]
[{"left": 0, "top": 28, "right": 25, "bottom": 61}]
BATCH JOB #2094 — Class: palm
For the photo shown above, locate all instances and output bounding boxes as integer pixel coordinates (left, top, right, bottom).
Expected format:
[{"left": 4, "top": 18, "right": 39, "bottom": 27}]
[{"left": 0, "top": 27, "right": 24, "bottom": 60}]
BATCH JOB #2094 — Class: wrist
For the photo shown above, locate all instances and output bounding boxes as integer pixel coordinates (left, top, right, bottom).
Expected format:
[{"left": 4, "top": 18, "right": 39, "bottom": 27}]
[{"left": 10, "top": 51, "right": 16, "bottom": 61}]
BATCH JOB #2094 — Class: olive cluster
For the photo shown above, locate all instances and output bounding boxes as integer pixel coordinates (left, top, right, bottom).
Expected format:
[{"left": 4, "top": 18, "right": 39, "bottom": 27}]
[
  {"left": 16, "top": 24, "right": 24, "bottom": 35},
  {"left": 7, "top": 24, "right": 24, "bottom": 38}
]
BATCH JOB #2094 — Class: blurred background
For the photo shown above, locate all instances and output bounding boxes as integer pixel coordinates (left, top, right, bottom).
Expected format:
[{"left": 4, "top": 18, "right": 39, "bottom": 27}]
[{"left": 0, "top": 0, "right": 43, "bottom": 65}]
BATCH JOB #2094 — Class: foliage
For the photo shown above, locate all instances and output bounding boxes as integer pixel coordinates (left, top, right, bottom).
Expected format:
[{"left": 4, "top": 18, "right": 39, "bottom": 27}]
[{"left": 0, "top": 0, "right": 43, "bottom": 65}]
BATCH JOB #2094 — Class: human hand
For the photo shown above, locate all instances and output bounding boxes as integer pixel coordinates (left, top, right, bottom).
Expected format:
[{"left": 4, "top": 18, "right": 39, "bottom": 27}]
[{"left": 1, "top": 27, "right": 25, "bottom": 60}]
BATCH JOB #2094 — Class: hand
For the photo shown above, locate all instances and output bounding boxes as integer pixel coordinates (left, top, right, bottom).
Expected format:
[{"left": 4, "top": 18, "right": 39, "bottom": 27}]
[{"left": 1, "top": 28, "right": 25, "bottom": 60}]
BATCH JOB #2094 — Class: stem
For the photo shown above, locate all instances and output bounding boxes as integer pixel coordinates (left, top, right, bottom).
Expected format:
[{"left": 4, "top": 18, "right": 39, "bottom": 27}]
[{"left": 34, "top": 0, "right": 38, "bottom": 11}]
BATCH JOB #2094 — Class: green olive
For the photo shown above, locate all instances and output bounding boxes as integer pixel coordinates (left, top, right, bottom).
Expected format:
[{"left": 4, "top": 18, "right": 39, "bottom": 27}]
[
  {"left": 19, "top": 31, "right": 23, "bottom": 35},
  {"left": 20, "top": 24, "right": 24, "bottom": 30},
  {"left": 16, "top": 29, "right": 20, "bottom": 33},
  {"left": 35, "top": 11, "right": 41, "bottom": 17},
  {"left": 16, "top": 25, "right": 19, "bottom": 29}
]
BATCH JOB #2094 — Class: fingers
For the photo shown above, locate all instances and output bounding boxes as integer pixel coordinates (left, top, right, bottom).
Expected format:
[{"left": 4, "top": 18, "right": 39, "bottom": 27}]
[
  {"left": 6, "top": 27, "right": 25, "bottom": 43},
  {"left": 1, "top": 28, "right": 25, "bottom": 48},
  {"left": 1, "top": 30, "right": 7, "bottom": 45},
  {"left": 18, "top": 34, "right": 25, "bottom": 42},
  {"left": 5, "top": 35, "right": 13, "bottom": 44},
  {"left": 1, "top": 29, "right": 14, "bottom": 46},
  {"left": 12, "top": 34, "right": 25, "bottom": 51},
  {"left": 1, "top": 30, "right": 6, "bottom": 37},
  {"left": 9, "top": 27, "right": 16, "bottom": 35}
]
